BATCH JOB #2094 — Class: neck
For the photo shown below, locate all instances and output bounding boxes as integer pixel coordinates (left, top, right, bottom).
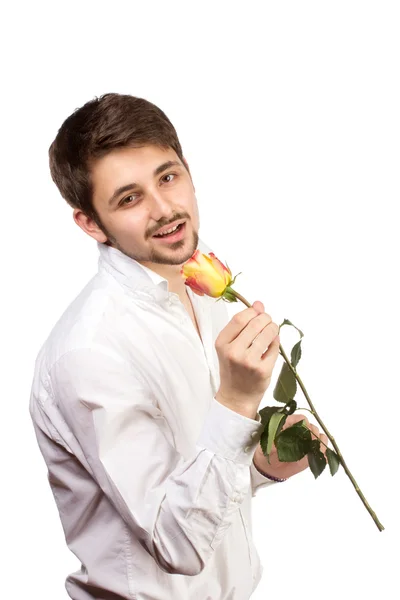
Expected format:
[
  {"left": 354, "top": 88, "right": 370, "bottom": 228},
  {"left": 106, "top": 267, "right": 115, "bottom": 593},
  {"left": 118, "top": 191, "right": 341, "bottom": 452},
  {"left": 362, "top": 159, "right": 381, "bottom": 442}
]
[
  {"left": 140, "top": 262, "right": 189, "bottom": 298},
  {"left": 165, "top": 273, "right": 189, "bottom": 299}
]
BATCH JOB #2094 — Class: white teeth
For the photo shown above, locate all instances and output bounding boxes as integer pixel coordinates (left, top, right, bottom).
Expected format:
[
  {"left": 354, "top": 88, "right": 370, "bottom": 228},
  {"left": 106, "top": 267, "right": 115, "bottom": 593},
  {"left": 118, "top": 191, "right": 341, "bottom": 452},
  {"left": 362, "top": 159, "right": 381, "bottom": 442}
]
[{"left": 155, "top": 224, "right": 180, "bottom": 236}]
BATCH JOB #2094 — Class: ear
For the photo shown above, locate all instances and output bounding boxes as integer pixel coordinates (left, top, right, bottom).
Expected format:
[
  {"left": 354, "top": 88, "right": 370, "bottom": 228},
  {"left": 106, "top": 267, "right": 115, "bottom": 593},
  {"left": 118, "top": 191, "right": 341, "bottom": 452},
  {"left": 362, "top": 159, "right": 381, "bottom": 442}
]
[{"left": 73, "top": 208, "right": 108, "bottom": 244}]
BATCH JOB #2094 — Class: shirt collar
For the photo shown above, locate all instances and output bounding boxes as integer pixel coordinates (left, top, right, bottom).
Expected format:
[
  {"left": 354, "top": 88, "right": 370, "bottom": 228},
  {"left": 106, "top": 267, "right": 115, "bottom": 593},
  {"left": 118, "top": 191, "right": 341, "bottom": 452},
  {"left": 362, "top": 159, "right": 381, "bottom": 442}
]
[{"left": 97, "top": 237, "right": 215, "bottom": 304}]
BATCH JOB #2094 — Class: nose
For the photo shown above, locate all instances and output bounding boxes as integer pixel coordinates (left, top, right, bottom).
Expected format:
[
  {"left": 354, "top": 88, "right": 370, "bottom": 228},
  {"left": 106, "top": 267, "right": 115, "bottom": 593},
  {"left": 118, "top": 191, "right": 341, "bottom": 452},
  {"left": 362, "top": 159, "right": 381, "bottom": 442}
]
[{"left": 149, "top": 188, "right": 175, "bottom": 217}]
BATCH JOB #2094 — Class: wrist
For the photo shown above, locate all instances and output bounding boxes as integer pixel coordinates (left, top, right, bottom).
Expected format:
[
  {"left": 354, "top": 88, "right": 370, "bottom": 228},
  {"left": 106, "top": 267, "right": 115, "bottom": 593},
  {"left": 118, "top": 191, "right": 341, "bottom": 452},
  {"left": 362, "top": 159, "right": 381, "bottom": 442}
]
[
  {"left": 215, "top": 391, "right": 258, "bottom": 420},
  {"left": 253, "top": 458, "right": 288, "bottom": 482}
]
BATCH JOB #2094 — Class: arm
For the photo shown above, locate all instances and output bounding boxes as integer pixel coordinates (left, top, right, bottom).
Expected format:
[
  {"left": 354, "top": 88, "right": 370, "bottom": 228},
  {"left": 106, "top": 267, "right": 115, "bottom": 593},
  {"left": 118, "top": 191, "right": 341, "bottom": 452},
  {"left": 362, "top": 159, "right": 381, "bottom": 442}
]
[{"left": 49, "top": 347, "right": 264, "bottom": 576}]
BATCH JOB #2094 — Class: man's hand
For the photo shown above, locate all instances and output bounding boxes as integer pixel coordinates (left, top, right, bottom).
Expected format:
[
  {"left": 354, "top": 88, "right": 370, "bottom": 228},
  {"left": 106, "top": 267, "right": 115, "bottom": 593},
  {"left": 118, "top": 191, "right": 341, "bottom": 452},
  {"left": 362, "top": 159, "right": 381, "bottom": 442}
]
[{"left": 253, "top": 413, "right": 329, "bottom": 480}]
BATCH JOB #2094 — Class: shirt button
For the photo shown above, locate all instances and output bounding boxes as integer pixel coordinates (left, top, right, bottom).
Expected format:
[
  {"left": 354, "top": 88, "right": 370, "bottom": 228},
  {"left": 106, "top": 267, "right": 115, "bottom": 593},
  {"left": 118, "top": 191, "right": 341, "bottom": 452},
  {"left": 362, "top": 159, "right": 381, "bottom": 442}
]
[
  {"left": 244, "top": 445, "right": 251, "bottom": 453},
  {"left": 251, "top": 431, "right": 259, "bottom": 440}
]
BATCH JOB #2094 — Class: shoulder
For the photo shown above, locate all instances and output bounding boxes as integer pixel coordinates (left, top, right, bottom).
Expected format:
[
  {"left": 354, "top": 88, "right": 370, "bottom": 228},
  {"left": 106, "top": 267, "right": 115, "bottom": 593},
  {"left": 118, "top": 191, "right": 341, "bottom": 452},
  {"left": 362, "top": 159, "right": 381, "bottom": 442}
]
[{"left": 35, "top": 272, "right": 131, "bottom": 380}]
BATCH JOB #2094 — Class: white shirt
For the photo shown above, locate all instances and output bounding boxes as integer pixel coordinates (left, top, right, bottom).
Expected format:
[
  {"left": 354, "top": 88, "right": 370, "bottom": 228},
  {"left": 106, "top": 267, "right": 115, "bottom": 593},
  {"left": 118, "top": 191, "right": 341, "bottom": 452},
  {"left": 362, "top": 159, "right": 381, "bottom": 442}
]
[{"left": 29, "top": 237, "right": 280, "bottom": 600}]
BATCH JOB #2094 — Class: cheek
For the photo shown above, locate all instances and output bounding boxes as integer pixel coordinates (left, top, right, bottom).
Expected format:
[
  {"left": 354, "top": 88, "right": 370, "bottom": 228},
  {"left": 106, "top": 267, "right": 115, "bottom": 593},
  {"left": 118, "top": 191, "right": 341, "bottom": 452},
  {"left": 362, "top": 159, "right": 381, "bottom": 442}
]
[
  {"left": 112, "top": 213, "right": 143, "bottom": 233},
  {"left": 190, "top": 198, "right": 200, "bottom": 224}
]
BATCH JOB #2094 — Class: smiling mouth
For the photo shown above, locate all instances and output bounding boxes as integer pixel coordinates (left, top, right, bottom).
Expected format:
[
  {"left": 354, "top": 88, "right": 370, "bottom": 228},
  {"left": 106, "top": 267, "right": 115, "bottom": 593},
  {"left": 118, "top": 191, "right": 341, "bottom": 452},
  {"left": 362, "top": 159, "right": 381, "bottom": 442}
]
[
  {"left": 152, "top": 221, "right": 186, "bottom": 242},
  {"left": 153, "top": 220, "right": 184, "bottom": 236}
]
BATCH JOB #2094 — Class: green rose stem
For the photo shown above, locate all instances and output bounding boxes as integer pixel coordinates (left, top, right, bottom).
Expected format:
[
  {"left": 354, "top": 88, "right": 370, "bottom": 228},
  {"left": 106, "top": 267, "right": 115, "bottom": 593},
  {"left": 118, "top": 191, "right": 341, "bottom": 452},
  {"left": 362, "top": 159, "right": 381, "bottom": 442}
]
[{"left": 227, "top": 287, "right": 384, "bottom": 532}]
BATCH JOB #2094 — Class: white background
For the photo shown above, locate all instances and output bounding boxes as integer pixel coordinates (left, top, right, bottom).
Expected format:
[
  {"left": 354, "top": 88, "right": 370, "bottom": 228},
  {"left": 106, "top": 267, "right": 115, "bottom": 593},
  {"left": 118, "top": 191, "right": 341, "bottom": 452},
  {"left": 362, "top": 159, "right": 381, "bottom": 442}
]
[{"left": 1, "top": 1, "right": 398, "bottom": 598}]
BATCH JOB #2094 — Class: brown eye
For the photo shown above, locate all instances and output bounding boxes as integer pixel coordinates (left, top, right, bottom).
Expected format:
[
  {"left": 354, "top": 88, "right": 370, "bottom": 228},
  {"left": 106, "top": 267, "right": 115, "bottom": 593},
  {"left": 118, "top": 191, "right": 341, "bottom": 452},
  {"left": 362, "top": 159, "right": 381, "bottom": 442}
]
[
  {"left": 162, "top": 173, "right": 177, "bottom": 183},
  {"left": 120, "top": 195, "right": 137, "bottom": 206}
]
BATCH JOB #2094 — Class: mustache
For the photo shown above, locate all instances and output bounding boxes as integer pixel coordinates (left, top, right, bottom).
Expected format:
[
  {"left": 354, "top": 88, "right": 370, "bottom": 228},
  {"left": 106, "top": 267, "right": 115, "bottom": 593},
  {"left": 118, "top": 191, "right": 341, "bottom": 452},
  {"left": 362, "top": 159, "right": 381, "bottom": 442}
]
[{"left": 150, "top": 217, "right": 188, "bottom": 237}]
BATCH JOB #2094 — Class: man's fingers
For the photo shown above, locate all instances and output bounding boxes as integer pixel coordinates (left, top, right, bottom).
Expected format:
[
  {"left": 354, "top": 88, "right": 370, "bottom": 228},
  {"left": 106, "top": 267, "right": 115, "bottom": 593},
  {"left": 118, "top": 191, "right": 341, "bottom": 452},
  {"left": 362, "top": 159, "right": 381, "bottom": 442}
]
[
  {"left": 308, "top": 425, "right": 329, "bottom": 453},
  {"left": 320, "top": 434, "right": 329, "bottom": 454},
  {"left": 284, "top": 416, "right": 329, "bottom": 456}
]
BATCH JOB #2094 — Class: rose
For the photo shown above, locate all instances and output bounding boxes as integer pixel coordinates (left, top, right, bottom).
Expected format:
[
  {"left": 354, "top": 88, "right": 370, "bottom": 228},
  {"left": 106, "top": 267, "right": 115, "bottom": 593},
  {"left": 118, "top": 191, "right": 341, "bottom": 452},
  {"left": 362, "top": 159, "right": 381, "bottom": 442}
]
[
  {"left": 181, "top": 251, "right": 384, "bottom": 532},
  {"left": 180, "top": 250, "right": 234, "bottom": 298}
]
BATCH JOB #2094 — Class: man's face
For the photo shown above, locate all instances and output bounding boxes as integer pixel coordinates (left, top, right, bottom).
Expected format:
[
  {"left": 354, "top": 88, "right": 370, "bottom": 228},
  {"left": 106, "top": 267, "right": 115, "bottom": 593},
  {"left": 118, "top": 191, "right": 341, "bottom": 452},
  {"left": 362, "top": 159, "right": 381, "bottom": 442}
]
[{"left": 76, "top": 144, "right": 200, "bottom": 270}]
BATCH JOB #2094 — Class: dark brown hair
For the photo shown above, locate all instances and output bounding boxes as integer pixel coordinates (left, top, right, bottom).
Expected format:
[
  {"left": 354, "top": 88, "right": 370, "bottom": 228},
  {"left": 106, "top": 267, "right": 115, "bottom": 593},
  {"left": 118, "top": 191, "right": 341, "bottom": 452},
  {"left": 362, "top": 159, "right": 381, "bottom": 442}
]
[{"left": 48, "top": 93, "right": 186, "bottom": 229}]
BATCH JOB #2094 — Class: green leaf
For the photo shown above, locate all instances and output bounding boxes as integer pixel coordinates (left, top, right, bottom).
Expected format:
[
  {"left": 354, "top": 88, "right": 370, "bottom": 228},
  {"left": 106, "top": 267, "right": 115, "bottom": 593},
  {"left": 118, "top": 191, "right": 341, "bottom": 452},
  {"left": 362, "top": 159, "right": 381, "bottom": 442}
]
[
  {"left": 266, "top": 412, "right": 287, "bottom": 456},
  {"left": 259, "top": 405, "right": 281, "bottom": 427},
  {"left": 307, "top": 439, "right": 327, "bottom": 479},
  {"left": 275, "top": 420, "right": 312, "bottom": 462},
  {"left": 273, "top": 361, "right": 297, "bottom": 403},
  {"left": 283, "top": 399, "right": 297, "bottom": 415},
  {"left": 279, "top": 318, "right": 304, "bottom": 339},
  {"left": 259, "top": 406, "right": 282, "bottom": 465},
  {"left": 291, "top": 340, "right": 302, "bottom": 369},
  {"left": 275, "top": 413, "right": 287, "bottom": 438},
  {"left": 326, "top": 448, "right": 340, "bottom": 476},
  {"left": 259, "top": 429, "right": 269, "bottom": 463}
]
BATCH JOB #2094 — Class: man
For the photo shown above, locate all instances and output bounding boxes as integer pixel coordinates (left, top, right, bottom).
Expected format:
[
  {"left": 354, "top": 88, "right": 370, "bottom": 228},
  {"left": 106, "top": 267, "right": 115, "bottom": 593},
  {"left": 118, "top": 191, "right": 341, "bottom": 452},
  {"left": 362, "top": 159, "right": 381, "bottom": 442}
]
[{"left": 29, "top": 92, "right": 327, "bottom": 599}]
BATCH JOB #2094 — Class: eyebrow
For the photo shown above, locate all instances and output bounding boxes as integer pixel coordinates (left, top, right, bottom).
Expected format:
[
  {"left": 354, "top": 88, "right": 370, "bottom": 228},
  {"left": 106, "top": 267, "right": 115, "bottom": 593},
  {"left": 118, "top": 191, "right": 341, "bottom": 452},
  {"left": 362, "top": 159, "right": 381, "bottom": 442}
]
[{"left": 107, "top": 160, "right": 183, "bottom": 207}]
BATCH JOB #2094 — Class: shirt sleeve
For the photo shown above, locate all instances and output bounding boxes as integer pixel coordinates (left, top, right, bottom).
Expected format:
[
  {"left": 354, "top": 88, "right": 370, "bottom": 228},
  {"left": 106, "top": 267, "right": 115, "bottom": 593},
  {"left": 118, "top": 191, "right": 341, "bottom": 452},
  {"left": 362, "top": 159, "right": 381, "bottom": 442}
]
[{"left": 48, "top": 347, "right": 265, "bottom": 577}]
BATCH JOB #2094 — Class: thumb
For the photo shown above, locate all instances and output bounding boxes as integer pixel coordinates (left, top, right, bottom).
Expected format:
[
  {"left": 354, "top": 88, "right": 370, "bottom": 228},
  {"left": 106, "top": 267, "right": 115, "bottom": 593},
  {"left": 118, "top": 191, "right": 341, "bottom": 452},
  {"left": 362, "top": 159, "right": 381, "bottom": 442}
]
[{"left": 252, "top": 300, "right": 265, "bottom": 313}]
